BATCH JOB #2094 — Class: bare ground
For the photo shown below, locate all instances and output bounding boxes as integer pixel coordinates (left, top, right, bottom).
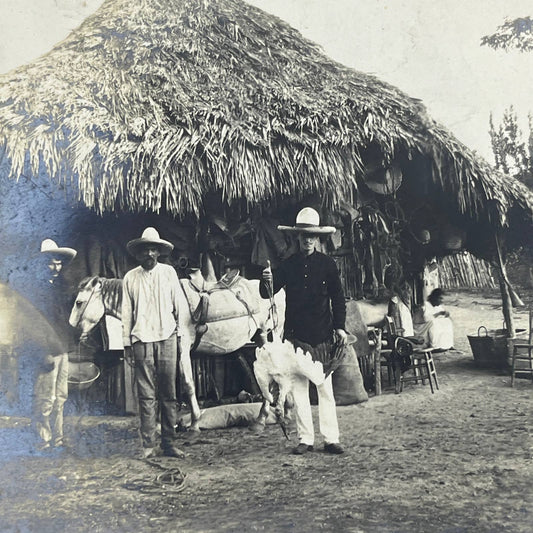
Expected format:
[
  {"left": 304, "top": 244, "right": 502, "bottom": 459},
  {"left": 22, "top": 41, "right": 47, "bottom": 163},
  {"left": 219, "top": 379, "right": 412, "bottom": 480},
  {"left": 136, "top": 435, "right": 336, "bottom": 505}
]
[{"left": 1, "top": 289, "right": 532, "bottom": 533}]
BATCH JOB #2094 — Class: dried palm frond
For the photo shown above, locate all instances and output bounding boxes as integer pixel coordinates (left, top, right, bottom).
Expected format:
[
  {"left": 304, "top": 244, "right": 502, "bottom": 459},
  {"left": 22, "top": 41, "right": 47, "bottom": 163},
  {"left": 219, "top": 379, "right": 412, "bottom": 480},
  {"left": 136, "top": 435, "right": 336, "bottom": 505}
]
[{"left": 0, "top": 0, "right": 531, "bottom": 246}]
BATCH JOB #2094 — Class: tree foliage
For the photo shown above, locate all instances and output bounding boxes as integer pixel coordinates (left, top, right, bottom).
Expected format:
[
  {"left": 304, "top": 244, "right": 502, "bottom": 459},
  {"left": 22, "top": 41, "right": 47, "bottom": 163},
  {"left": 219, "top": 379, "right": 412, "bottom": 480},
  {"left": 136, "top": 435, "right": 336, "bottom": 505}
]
[
  {"left": 481, "top": 17, "right": 533, "bottom": 52},
  {"left": 483, "top": 15, "right": 533, "bottom": 189},
  {"left": 489, "top": 107, "right": 533, "bottom": 188}
]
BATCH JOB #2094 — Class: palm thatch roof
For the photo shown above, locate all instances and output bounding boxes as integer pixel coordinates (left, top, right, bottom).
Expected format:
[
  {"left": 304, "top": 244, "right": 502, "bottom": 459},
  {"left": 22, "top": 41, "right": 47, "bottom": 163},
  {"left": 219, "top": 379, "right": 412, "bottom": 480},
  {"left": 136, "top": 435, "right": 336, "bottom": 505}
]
[{"left": 1, "top": 0, "right": 533, "bottom": 241}]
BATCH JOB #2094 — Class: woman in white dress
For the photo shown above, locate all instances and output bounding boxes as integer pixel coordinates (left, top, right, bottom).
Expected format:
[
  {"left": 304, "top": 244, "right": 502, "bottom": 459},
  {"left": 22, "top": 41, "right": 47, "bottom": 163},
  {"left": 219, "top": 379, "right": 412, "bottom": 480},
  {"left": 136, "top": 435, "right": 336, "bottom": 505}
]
[
  {"left": 414, "top": 288, "right": 454, "bottom": 350},
  {"left": 387, "top": 282, "right": 414, "bottom": 337}
]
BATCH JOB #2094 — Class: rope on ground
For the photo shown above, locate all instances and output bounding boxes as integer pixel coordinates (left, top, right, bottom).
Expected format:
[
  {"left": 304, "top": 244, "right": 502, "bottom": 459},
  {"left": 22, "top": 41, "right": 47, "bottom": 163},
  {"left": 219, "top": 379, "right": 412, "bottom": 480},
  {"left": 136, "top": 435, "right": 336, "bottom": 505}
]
[{"left": 123, "top": 457, "right": 188, "bottom": 495}]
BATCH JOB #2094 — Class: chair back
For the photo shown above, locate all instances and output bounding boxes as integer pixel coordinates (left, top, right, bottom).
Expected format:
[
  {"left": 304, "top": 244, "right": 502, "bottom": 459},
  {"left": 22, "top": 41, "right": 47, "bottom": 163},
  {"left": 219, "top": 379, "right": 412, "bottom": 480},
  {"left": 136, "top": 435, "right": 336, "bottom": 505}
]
[
  {"left": 382, "top": 316, "right": 397, "bottom": 347},
  {"left": 384, "top": 315, "right": 399, "bottom": 336}
]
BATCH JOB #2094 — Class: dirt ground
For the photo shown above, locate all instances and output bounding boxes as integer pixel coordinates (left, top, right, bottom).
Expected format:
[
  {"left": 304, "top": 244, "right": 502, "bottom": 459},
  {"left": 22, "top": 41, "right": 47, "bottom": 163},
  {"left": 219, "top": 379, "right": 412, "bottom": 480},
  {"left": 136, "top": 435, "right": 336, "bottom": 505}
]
[{"left": 1, "top": 289, "right": 532, "bottom": 533}]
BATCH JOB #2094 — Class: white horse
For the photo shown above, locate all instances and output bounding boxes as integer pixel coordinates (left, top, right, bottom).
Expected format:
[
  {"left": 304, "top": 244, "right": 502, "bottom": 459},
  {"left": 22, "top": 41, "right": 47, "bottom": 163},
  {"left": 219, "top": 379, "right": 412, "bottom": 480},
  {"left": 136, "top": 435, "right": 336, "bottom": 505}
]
[{"left": 69, "top": 274, "right": 285, "bottom": 431}]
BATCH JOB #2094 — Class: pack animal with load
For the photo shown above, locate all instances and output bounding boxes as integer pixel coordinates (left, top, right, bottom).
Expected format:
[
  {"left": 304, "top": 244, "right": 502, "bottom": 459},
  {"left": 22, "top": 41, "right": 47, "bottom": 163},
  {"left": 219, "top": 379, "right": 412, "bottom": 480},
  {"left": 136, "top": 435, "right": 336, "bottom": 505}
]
[
  {"left": 69, "top": 270, "right": 384, "bottom": 432},
  {"left": 68, "top": 271, "right": 285, "bottom": 431}
]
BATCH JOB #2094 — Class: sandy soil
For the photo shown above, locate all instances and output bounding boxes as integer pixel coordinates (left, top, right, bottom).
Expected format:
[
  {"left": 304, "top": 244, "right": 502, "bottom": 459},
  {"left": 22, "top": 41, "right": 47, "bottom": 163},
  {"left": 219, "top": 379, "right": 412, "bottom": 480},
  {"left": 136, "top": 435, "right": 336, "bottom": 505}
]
[{"left": 0, "top": 289, "right": 532, "bottom": 533}]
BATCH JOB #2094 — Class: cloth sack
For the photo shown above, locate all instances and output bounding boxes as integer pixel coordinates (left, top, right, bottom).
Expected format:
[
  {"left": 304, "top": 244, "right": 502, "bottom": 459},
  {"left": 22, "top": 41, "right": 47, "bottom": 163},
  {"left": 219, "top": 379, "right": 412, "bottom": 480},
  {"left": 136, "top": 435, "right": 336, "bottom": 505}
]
[{"left": 177, "top": 402, "right": 278, "bottom": 430}]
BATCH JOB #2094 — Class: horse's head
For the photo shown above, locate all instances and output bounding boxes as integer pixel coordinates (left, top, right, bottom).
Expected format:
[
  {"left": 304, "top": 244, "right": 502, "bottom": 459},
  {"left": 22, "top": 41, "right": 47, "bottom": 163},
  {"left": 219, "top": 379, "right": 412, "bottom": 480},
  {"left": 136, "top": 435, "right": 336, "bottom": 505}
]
[{"left": 69, "top": 276, "right": 105, "bottom": 337}]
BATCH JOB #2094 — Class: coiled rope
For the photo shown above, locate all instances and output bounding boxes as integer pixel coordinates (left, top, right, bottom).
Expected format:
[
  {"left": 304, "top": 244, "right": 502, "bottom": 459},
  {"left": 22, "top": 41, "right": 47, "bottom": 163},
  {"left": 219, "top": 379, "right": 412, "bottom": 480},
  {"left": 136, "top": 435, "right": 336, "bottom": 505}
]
[{"left": 123, "top": 457, "right": 188, "bottom": 495}]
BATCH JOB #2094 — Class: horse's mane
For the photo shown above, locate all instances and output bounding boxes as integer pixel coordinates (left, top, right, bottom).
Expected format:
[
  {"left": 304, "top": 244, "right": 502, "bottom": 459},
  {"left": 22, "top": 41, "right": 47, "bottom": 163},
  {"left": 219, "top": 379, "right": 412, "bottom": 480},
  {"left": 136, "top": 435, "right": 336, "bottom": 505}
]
[
  {"left": 78, "top": 276, "right": 123, "bottom": 316},
  {"left": 78, "top": 275, "right": 122, "bottom": 289},
  {"left": 100, "top": 277, "right": 123, "bottom": 292}
]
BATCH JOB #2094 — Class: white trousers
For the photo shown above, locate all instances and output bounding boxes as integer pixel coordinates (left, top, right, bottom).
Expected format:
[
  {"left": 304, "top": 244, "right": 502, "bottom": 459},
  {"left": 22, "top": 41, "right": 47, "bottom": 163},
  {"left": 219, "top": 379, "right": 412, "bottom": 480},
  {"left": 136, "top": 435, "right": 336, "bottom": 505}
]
[
  {"left": 33, "top": 352, "right": 69, "bottom": 446},
  {"left": 291, "top": 370, "right": 339, "bottom": 446}
]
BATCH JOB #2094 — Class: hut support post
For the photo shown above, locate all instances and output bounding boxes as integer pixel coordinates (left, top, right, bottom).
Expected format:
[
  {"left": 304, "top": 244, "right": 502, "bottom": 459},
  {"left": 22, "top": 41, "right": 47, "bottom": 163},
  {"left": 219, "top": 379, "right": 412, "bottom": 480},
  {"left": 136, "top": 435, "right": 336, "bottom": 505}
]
[
  {"left": 498, "top": 273, "right": 515, "bottom": 338},
  {"left": 495, "top": 232, "right": 515, "bottom": 338}
]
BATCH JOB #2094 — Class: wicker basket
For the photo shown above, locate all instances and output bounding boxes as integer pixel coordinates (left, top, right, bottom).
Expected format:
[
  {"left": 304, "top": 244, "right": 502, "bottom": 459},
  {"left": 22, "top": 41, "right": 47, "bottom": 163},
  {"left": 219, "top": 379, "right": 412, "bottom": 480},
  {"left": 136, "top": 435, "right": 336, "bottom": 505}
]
[{"left": 467, "top": 326, "right": 506, "bottom": 369}]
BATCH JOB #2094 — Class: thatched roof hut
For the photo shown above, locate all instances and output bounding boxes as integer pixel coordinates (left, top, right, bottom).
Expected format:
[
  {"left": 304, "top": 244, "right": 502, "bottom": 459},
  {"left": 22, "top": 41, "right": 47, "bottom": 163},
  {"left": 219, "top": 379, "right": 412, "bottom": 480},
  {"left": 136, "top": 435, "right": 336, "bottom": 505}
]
[{"left": 1, "top": 0, "right": 533, "bottom": 253}]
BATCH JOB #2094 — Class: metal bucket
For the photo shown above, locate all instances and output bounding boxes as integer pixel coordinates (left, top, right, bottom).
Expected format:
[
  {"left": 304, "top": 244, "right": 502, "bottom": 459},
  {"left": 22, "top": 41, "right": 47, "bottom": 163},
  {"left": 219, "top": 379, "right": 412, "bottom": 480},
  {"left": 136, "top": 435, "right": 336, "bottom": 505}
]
[
  {"left": 67, "top": 351, "right": 100, "bottom": 391},
  {"left": 68, "top": 361, "right": 100, "bottom": 391}
]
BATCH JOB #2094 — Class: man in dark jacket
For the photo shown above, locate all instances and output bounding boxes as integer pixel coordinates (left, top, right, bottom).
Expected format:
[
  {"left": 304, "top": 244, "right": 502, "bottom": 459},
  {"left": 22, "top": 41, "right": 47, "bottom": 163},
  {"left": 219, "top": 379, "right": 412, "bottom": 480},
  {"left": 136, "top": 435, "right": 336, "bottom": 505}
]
[
  {"left": 260, "top": 207, "right": 347, "bottom": 455},
  {"left": 32, "top": 239, "right": 77, "bottom": 452}
]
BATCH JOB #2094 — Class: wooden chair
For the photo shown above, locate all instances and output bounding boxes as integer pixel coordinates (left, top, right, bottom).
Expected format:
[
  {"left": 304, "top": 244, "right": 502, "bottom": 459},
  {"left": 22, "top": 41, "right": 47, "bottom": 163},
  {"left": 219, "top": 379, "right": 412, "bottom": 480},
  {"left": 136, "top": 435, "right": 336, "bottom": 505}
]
[
  {"left": 510, "top": 308, "right": 533, "bottom": 386},
  {"left": 399, "top": 348, "right": 439, "bottom": 393},
  {"left": 383, "top": 316, "right": 410, "bottom": 393},
  {"left": 376, "top": 318, "right": 397, "bottom": 392},
  {"left": 383, "top": 315, "right": 439, "bottom": 394}
]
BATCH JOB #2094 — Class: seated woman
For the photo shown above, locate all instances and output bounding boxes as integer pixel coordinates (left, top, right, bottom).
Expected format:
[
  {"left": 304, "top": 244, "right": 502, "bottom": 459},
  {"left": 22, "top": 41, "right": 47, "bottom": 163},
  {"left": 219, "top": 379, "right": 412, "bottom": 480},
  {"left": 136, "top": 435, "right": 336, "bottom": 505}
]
[
  {"left": 387, "top": 282, "right": 414, "bottom": 337},
  {"left": 413, "top": 288, "right": 454, "bottom": 350}
]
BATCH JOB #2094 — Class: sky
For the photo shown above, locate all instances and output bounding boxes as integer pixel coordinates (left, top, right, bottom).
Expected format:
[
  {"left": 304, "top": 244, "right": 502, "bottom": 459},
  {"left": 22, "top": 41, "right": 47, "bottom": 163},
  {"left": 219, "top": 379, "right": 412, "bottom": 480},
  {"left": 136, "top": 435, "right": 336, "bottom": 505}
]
[{"left": 1, "top": 0, "right": 533, "bottom": 162}]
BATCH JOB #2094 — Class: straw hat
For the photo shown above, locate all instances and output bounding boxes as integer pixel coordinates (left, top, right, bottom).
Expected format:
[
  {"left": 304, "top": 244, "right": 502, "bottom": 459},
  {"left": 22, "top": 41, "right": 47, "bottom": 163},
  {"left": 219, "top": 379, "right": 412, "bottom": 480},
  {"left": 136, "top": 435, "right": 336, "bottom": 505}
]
[
  {"left": 40, "top": 239, "right": 77, "bottom": 263},
  {"left": 277, "top": 207, "right": 336, "bottom": 235},
  {"left": 126, "top": 227, "right": 174, "bottom": 256}
]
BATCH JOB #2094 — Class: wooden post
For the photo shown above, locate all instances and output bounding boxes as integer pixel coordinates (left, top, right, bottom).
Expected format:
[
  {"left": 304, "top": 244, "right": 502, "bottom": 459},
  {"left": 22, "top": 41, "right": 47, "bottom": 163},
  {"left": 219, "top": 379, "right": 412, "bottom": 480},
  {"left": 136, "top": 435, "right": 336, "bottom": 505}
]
[
  {"left": 494, "top": 232, "right": 515, "bottom": 338},
  {"left": 498, "top": 272, "right": 515, "bottom": 337},
  {"left": 372, "top": 328, "right": 382, "bottom": 396}
]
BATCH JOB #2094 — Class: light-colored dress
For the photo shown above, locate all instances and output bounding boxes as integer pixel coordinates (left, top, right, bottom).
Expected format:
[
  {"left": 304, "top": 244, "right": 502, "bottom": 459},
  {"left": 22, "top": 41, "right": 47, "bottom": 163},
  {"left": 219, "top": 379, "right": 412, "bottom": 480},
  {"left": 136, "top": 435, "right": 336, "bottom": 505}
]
[
  {"left": 388, "top": 296, "right": 414, "bottom": 336},
  {"left": 414, "top": 301, "right": 454, "bottom": 350}
]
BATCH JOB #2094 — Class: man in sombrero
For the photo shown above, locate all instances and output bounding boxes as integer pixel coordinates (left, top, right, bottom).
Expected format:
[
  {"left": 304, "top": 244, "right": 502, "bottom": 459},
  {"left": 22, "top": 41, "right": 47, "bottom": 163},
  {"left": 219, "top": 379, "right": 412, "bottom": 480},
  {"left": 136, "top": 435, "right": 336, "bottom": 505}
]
[
  {"left": 32, "top": 238, "right": 77, "bottom": 452},
  {"left": 122, "top": 227, "right": 183, "bottom": 459},
  {"left": 260, "top": 207, "right": 347, "bottom": 455}
]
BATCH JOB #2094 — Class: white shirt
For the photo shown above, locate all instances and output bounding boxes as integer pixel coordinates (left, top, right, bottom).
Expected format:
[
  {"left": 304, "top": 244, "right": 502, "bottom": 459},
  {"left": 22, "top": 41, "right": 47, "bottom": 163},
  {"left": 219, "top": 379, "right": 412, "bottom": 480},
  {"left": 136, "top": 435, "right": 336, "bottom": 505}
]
[{"left": 122, "top": 263, "right": 180, "bottom": 346}]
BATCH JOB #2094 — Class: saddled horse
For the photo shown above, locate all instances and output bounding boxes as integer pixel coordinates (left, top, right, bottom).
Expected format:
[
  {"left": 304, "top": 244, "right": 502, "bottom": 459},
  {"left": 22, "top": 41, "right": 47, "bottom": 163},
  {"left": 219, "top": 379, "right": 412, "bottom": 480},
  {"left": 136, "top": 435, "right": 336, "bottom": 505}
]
[{"left": 68, "top": 273, "right": 285, "bottom": 431}]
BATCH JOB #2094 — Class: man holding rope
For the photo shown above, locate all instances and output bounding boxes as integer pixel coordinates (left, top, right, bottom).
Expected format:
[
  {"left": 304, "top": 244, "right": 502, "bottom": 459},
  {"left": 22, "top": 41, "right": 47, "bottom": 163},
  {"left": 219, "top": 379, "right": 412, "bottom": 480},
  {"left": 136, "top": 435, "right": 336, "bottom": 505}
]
[{"left": 259, "top": 207, "right": 347, "bottom": 455}]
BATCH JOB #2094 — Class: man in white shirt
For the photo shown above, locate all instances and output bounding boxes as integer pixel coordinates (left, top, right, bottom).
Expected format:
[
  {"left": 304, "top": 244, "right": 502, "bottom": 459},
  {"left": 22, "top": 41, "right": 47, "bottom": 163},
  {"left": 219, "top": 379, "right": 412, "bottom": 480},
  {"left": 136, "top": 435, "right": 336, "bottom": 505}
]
[{"left": 122, "top": 227, "right": 183, "bottom": 458}]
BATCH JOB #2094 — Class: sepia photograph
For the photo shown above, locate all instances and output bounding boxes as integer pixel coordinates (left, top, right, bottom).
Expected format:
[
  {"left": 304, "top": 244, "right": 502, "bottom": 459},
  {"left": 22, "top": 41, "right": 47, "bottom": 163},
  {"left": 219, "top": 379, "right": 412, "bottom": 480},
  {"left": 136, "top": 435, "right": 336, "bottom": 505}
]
[{"left": 0, "top": 1, "right": 532, "bottom": 531}]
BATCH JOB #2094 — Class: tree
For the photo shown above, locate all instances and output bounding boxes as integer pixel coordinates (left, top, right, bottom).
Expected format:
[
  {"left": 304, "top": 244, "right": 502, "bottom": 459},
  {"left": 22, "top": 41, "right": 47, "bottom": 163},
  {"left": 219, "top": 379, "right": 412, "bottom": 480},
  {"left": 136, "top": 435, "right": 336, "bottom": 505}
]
[
  {"left": 488, "top": 106, "right": 533, "bottom": 187},
  {"left": 482, "top": 17, "right": 533, "bottom": 188},
  {"left": 483, "top": 20, "right": 533, "bottom": 330},
  {"left": 481, "top": 17, "right": 533, "bottom": 52}
]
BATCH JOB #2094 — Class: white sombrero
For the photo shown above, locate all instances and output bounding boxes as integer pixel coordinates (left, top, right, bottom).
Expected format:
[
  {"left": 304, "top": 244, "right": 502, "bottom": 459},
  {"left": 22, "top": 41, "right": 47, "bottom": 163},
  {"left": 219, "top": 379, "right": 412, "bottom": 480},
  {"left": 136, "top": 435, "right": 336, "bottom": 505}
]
[
  {"left": 40, "top": 239, "right": 77, "bottom": 263},
  {"left": 126, "top": 227, "right": 174, "bottom": 256},
  {"left": 277, "top": 207, "right": 336, "bottom": 235}
]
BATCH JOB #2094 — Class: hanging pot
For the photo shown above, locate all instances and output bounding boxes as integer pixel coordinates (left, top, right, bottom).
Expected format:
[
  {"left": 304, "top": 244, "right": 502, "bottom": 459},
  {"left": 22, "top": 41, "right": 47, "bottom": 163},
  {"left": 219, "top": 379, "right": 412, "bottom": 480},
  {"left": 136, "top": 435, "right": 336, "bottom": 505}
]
[
  {"left": 365, "top": 165, "right": 403, "bottom": 195},
  {"left": 416, "top": 229, "right": 431, "bottom": 245},
  {"left": 441, "top": 226, "right": 465, "bottom": 251}
]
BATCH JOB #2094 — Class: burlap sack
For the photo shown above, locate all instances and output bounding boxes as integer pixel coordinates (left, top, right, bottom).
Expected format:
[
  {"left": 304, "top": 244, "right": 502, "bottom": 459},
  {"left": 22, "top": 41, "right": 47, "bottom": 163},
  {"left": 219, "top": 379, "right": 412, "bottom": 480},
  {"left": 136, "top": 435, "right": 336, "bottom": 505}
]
[{"left": 332, "top": 344, "right": 369, "bottom": 405}]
